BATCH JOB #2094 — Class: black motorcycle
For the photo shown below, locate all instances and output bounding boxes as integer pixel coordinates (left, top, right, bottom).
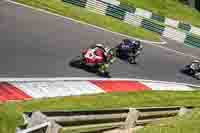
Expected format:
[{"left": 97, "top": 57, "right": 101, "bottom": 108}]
[
  {"left": 181, "top": 61, "right": 200, "bottom": 80},
  {"left": 115, "top": 46, "right": 142, "bottom": 64}
]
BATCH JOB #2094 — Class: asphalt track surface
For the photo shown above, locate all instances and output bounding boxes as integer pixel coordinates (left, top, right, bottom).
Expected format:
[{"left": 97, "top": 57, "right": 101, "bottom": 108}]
[{"left": 0, "top": 1, "right": 200, "bottom": 85}]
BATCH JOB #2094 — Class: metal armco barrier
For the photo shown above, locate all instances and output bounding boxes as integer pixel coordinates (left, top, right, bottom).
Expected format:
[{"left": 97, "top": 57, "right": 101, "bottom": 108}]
[
  {"left": 151, "top": 13, "right": 165, "bottom": 23},
  {"left": 63, "top": 0, "right": 87, "bottom": 7},
  {"left": 105, "top": 4, "right": 127, "bottom": 20},
  {"left": 178, "top": 22, "right": 191, "bottom": 32},
  {"left": 18, "top": 106, "right": 193, "bottom": 133},
  {"left": 62, "top": 0, "right": 200, "bottom": 47},
  {"left": 162, "top": 27, "right": 187, "bottom": 43},
  {"left": 185, "top": 34, "right": 200, "bottom": 48},
  {"left": 141, "top": 19, "right": 165, "bottom": 35}
]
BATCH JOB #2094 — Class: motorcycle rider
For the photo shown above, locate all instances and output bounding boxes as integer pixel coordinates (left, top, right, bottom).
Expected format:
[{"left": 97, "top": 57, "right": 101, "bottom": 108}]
[
  {"left": 120, "top": 39, "right": 143, "bottom": 56},
  {"left": 81, "top": 44, "right": 115, "bottom": 75},
  {"left": 82, "top": 44, "right": 104, "bottom": 65},
  {"left": 82, "top": 44, "right": 114, "bottom": 66},
  {"left": 118, "top": 39, "right": 142, "bottom": 64},
  {"left": 190, "top": 60, "right": 200, "bottom": 71}
]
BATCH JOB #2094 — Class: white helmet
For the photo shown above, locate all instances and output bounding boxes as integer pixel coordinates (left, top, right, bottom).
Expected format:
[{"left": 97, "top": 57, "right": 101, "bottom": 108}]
[
  {"left": 192, "top": 60, "right": 200, "bottom": 63},
  {"left": 95, "top": 44, "right": 104, "bottom": 48}
]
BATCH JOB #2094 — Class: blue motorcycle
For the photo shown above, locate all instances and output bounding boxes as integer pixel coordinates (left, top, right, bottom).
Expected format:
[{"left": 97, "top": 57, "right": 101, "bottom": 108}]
[{"left": 115, "top": 39, "right": 142, "bottom": 64}]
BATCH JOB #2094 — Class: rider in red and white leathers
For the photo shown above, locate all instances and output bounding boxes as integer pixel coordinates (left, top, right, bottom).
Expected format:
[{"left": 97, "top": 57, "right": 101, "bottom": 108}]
[{"left": 82, "top": 44, "right": 107, "bottom": 66}]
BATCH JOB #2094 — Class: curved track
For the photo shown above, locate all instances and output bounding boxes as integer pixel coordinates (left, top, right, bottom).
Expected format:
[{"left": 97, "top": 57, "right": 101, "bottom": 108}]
[{"left": 0, "top": 1, "right": 200, "bottom": 85}]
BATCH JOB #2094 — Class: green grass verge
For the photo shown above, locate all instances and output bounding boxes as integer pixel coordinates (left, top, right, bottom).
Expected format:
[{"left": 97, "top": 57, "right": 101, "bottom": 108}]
[
  {"left": 15, "top": 0, "right": 160, "bottom": 42},
  {"left": 119, "top": 0, "right": 200, "bottom": 27},
  {"left": 1, "top": 91, "right": 200, "bottom": 133},
  {"left": 137, "top": 108, "right": 200, "bottom": 133}
]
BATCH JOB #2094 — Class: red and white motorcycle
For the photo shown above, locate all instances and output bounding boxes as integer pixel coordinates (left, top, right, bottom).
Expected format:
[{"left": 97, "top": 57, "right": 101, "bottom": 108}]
[{"left": 69, "top": 45, "right": 115, "bottom": 77}]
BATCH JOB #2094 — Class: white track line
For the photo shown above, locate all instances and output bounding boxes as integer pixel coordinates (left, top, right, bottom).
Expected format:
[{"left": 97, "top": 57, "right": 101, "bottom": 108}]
[{"left": 5, "top": 0, "right": 200, "bottom": 60}]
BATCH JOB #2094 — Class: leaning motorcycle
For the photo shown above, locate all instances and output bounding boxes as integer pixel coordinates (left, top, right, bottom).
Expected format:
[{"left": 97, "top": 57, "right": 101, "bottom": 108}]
[
  {"left": 115, "top": 46, "right": 140, "bottom": 64},
  {"left": 181, "top": 62, "right": 200, "bottom": 80},
  {"left": 69, "top": 48, "right": 115, "bottom": 77}
]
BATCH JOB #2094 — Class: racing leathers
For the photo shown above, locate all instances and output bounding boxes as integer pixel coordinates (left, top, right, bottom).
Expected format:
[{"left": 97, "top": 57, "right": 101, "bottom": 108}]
[
  {"left": 120, "top": 39, "right": 142, "bottom": 57},
  {"left": 82, "top": 46, "right": 114, "bottom": 66},
  {"left": 82, "top": 47, "right": 105, "bottom": 65},
  {"left": 82, "top": 45, "right": 115, "bottom": 74}
]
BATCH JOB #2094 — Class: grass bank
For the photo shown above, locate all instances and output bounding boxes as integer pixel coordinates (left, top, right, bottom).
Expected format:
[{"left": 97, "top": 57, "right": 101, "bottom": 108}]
[
  {"left": 15, "top": 0, "right": 160, "bottom": 41},
  {"left": 119, "top": 0, "right": 200, "bottom": 27},
  {"left": 137, "top": 108, "right": 200, "bottom": 133},
  {"left": 0, "top": 91, "right": 200, "bottom": 133}
]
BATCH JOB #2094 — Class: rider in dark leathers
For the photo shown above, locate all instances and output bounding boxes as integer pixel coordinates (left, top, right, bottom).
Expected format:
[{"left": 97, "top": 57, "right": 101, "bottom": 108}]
[{"left": 117, "top": 39, "right": 143, "bottom": 64}]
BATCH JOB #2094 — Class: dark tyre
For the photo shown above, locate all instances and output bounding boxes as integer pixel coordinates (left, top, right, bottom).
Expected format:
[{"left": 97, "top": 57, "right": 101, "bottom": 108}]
[
  {"left": 181, "top": 67, "right": 189, "bottom": 73},
  {"left": 69, "top": 56, "right": 83, "bottom": 68},
  {"left": 181, "top": 66, "right": 194, "bottom": 74},
  {"left": 103, "top": 72, "right": 111, "bottom": 78},
  {"left": 128, "top": 56, "right": 136, "bottom": 64},
  {"left": 97, "top": 71, "right": 111, "bottom": 78}
]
